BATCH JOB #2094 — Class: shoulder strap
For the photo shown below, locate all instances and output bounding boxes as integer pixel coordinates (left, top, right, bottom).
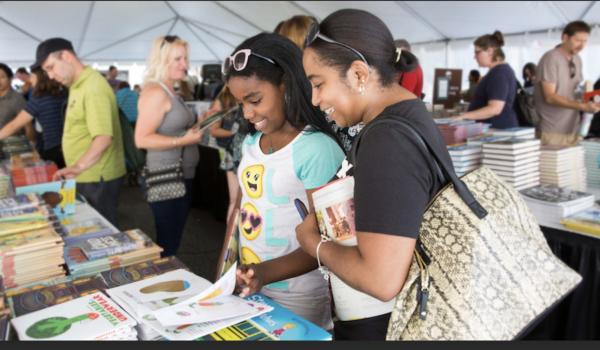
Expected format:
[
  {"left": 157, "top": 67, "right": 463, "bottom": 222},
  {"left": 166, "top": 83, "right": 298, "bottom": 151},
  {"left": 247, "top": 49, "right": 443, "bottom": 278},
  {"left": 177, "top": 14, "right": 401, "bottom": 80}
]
[
  {"left": 350, "top": 116, "right": 488, "bottom": 219},
  {"left": 157, "top": 81, "right": 175, "bottom": 99}
]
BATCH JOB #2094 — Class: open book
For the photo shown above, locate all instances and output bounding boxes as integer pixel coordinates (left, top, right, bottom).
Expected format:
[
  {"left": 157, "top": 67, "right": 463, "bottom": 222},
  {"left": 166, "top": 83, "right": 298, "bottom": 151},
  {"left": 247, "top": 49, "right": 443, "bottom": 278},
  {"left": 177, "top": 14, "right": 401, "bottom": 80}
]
[{"left": 106, "top": 263, "right": 272, "bottom": 340}]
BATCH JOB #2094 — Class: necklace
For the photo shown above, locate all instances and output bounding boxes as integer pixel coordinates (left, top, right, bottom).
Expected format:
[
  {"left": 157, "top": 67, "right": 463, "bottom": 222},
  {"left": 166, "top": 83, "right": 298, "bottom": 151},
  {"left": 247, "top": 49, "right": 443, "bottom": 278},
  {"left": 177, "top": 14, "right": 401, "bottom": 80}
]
[{"left": 267, "top": 135, "right": 275, "bottom": 154}]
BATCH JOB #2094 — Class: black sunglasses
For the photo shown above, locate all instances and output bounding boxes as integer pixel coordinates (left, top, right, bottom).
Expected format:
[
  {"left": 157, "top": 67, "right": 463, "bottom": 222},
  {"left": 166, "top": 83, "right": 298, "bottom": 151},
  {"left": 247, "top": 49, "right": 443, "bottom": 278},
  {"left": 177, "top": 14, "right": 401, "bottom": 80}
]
[
  {"left": 161, "top": 35, "right": 179, "bottom": 48},
  {"left": 304, "top": 22, "right": 369, "bottom": 65},
  {"left": 568, "top": 59, "right": 576, "bottom": 79}
]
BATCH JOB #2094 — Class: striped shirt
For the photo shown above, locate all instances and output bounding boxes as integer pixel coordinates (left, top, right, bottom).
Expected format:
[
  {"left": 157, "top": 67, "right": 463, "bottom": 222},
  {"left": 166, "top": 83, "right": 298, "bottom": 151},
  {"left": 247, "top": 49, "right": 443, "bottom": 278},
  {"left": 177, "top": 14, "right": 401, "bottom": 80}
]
[{"left": 24, "top": 93, "right": 66, "bottom": 150}]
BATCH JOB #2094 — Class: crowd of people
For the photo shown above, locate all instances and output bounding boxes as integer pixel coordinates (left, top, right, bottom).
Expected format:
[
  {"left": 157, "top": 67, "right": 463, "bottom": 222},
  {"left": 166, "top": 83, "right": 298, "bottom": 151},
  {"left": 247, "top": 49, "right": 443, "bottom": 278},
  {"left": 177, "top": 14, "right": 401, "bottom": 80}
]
[{"left": 1, "top": 8, "right": 599, "bottom": 341}]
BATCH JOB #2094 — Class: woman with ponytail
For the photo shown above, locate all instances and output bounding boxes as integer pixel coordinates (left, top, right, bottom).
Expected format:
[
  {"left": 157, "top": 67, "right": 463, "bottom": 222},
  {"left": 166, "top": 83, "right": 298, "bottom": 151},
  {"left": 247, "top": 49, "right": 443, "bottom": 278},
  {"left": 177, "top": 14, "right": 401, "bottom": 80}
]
[
  {"left": 296, "top": 9, "right": 454, "bottom": 339},
  {"left": 224, "top": 33, "right": 344, "bottom": 330},
  {"left": 453, "top": 30, "right": 519, "bottom": 129}
]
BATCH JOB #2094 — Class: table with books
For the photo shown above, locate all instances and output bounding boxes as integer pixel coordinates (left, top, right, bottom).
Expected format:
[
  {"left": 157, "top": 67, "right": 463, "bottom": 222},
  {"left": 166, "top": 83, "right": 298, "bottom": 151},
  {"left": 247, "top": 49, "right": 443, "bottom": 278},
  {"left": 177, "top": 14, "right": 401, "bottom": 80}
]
[
  {"left": 0, "top": 193, "right": 331, "bottom": 341},
  {"left": 519, "top": 184, "right": 600, "bottom": 340}
]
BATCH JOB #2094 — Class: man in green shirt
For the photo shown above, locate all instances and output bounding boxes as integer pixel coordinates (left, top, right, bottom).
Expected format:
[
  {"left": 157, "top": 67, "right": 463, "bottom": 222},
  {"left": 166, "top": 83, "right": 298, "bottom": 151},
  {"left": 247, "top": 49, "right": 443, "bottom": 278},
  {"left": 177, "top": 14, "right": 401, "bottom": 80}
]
[{"left": 32, "top": 38, "right": 126, "bottom": 226}]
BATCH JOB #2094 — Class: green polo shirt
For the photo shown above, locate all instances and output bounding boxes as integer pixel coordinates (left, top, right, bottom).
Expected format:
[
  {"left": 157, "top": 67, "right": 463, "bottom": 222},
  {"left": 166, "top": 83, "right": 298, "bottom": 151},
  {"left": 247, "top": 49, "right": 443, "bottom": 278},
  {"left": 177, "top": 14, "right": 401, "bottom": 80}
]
[{"left": 63, "top": 66, "right": 126, "bottom": 183}]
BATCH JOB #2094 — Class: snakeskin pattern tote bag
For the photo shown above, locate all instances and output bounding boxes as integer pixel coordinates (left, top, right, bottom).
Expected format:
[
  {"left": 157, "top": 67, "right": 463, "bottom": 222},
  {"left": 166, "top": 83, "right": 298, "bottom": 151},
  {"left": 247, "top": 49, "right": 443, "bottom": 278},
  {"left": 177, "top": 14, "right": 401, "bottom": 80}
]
[{"left": 350, "top": 117, "right": 582, "bottom": 340}]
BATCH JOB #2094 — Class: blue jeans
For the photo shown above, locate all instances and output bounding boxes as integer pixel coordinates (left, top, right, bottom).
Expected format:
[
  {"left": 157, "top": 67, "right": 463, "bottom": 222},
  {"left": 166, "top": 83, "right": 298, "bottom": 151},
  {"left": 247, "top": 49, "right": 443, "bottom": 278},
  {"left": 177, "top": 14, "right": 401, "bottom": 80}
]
[{"left": 147, "top": 179, "right": 194, "bottom": 257}]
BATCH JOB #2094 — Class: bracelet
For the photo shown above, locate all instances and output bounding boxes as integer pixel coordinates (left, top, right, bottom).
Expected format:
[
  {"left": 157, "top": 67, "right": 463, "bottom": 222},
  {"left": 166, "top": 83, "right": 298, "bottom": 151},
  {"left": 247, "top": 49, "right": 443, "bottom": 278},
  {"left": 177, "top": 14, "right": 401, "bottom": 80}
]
[
  {"left": 316, "top": 235, "right": 332, "bottom": 280},
  {"left": 172, "top": 137, "right": 179, "bottom": 147}
]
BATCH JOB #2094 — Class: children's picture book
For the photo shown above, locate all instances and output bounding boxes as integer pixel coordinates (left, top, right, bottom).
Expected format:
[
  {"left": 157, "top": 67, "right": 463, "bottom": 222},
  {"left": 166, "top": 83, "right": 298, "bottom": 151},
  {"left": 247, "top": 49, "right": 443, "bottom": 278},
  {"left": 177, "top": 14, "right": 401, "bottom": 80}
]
[
  {"left": 143, "top": 298, "right": 272, "bottom": 341},
  {"left": 11, "top": 291, "right": 136, "bottom": 340},
  {"left": 78, "top": 232, "right": 138, "bottom": 260},
  {"left": 110, "top": 268, "right": 213, "bottom": 304},
  {"left": 202, "top": 293, "right": 332, "bottom": 341},
  {"left": 100, "top": 256, "right": 188, "bottom": 289},
  {"left": 15, "top": 179, "right": 76, "bottom": 218},
  {"left": 215, "top": 209, "right": 240, "bottom": 281},
  {"left": 7, "top": 276, "right": 108, "bottom": 317},
  {"left": 152, "top": 263, "right": 255, "bottom": 327},
  {"left": 60, "top": 218, "right": 114, "bottom": 245}
]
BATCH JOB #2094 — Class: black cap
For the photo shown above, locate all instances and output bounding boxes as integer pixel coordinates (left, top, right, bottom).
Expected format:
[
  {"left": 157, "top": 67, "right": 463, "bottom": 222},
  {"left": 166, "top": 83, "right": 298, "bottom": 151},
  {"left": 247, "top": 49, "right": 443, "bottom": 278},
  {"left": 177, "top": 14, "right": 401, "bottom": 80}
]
[{"left": 31, "top": 37, "right": 74, "bottom": 70}]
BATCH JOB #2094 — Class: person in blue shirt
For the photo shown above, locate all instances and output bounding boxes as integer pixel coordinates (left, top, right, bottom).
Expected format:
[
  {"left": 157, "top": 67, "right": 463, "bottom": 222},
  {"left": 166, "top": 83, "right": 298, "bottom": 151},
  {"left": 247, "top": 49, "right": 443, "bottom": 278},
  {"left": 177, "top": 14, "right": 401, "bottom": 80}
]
[
  {"left": 116, "top": 81, "right": 138, "bottom": 125},
  {"left": 0, "top": 66, "right": 66, "bottom": 167},
  {"left": 453, "top": 31, "right": 519, "bottom": 129}
]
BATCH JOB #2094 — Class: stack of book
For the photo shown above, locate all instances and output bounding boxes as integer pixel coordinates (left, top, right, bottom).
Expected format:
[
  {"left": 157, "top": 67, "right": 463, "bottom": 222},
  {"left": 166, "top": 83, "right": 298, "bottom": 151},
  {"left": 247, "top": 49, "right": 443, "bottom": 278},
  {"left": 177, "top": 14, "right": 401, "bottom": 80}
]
[
  {"left": 489, "top": 127, "right": 536, "bottom": 140},
  {"left": 10, "top": 158, "right": 59, "bottom": 192},
  {"left": 466, "top": 134, "right": 511, "bottom": 147},
  {"left": 539, "top": 145, "right": 586, "bottom": 191},
  {"left": 560, "top": 207, "right": 600, "bottom": 237},
  {"left": 59, "top": 218, "right": 115, "bottom": 245},
  {"left": 63, "top": 229, "right": 163, "bottom": 278},
  {"left": 582, "top": 139, "right": 600, "bottom": 187},
  {"left": 0, "top": 136, "right": 33, "bottom": 160},
  {"left": 0, "top": 194, "right": 66, "bottom": 289},
  {"left": 482, "top": 138, "right": 541, "bottom": 191},
  {"left": 5, "top": 276, "right": 107, "bottom": 318},
  {"left": 3, "top": 256, "right": 187, "bottom": 319},
  {"left": 447, "top": 144, "right": 483, "bottom": 176},
  {"left": 520, "top": 184, "right": 595, "bottom": 225},
  {"left": 11, "top": 291, "right": 137, "bottom": 340},
  {"left": 434, "top": 119, "right": 490, "bottom": 145}
]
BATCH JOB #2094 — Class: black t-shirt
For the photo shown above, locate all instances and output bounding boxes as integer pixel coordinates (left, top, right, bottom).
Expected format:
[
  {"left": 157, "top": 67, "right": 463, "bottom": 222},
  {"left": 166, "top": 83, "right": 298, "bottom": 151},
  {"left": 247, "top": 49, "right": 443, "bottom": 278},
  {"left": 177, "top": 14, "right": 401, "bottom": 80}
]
[
  {"left": 333, "top": 99, "right": 452, "bottom": 339},
  {"left": 468, "top": 63, "right": 518, "bottom": 129},
  {"left": 340, "top": 99, "right": 452, "bottom": 238}
]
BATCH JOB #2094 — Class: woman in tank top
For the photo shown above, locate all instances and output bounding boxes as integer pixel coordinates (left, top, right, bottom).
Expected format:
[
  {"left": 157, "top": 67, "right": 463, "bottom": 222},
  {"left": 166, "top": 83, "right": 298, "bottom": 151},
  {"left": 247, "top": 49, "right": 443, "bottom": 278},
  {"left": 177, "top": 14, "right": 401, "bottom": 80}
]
[{"left": 135, "top": 35, "right": 202, "bottom": 257}]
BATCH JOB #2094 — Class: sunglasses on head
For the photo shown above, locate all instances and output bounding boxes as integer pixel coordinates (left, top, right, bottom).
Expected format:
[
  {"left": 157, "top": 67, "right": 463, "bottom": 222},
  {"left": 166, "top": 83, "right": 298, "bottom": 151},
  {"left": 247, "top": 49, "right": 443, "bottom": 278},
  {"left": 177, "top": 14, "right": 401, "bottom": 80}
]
[
  {"left": 161, "top": 35, "right": 179, "bottom": 48},
  {"left": 568, "top": 59, "right": 576, "bottom": 79},
  {"left": 221, "top": 49, "right": 276, "bottom": 76},
  {"left": 304, "top": 22, "right": 369, "bottom": 66}
]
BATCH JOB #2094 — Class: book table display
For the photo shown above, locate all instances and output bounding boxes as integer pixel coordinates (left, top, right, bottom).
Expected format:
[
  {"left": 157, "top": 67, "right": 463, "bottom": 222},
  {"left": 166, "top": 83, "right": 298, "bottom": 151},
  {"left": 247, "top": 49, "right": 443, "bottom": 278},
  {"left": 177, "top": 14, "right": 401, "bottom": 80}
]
[
  {"left": 1, "top": 200, "right": 331, "bottom": 341},
  {"left": 521, "top": 185, "right": 600, "bottom": 340}
]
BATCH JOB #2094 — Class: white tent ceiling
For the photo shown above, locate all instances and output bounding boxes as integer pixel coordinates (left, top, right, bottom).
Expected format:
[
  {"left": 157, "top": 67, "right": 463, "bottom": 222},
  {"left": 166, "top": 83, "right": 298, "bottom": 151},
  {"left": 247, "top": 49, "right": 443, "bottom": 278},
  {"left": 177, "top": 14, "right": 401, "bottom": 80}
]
[{"left": 1, "top": 1, "right": 599, "bottom": 66}]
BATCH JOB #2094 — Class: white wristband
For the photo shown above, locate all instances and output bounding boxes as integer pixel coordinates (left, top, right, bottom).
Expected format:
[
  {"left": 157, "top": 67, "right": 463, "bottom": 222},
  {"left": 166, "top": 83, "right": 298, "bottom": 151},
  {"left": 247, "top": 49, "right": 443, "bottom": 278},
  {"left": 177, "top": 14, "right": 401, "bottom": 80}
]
[{"left": 316, "top": 235, "right": 332, "bottom": 280}]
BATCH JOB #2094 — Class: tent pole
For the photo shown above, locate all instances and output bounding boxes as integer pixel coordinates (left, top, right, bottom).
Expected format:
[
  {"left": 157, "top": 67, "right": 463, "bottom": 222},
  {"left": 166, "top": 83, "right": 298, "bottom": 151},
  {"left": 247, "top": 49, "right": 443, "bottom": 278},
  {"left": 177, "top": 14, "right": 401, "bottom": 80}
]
[
  {"left": 213, "top": 1, "right": 265, "bottom": 32},
  {"left": 81, "top": 17, "right": 175, "bottom": 58},
  {"left": 77, "top": 1, "right": 96, "bottom": 53},
  {"left": 167, "top": 17, "right": 179, "bottom": 35},
  {"left": 0, "top": 16, "right": 42, "bottom": 42},
  {"left": 185, "top": 19, "right": 237, "bottom": 48},
  {"left": 580, "top": 1, "right": 597, "bottom": 20},
  {"left": 394, "top": 1, "right": 449, "bottom": 41},
  {"left": 182, "top": 20, "right": 221, "bottom": 61}
]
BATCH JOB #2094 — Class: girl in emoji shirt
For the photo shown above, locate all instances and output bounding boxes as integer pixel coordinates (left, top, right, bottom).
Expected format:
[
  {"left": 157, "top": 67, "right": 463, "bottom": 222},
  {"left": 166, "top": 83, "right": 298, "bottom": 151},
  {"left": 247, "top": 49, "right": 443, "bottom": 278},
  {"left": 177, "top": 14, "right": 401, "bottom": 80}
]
[{"left": 224, "top": 33, "right": 344, "bottom": 330}]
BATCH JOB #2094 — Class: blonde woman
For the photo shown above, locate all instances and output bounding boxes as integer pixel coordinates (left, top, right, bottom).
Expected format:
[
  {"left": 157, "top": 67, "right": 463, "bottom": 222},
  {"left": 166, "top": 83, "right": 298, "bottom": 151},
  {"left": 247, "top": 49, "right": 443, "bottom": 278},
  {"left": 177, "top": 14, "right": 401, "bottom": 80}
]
[
  {"left": 274, "top": 15, "right": 316, "bottom": 49},
  {"left": 135, "top": 35, "right": 202, "bottom": 257}
]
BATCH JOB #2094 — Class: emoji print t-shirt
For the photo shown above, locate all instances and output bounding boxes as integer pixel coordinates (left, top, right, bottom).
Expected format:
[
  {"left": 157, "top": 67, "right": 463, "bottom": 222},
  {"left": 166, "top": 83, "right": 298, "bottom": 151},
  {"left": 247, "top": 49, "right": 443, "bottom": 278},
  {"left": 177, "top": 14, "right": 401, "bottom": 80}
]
[{"left": 237, "top": 128, "right": 344, "bottom": 323}]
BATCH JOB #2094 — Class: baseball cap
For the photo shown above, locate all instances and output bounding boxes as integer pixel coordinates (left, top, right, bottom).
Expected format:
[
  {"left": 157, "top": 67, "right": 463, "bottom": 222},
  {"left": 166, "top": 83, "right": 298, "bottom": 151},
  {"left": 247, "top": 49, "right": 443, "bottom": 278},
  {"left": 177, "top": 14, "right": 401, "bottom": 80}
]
[{"left": 30, "top": 37, "right": 74, "bottom": 70}]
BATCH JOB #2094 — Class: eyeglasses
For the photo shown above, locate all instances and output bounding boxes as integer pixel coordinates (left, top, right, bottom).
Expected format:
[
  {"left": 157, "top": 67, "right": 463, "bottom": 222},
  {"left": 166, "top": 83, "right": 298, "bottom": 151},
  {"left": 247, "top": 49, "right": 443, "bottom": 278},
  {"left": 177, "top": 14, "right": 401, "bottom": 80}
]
[
  {"left": 161, "top": 35, "right": 179, "bottom": 48},
  {"left": 568, "top": 59, "right": 576, "bottom": 79},
  {"left": 221, "top": 49, "right": 276, "bottom": 76},
  {"left": 304, "top": 22, "right": 369, "bottom": 66}
]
